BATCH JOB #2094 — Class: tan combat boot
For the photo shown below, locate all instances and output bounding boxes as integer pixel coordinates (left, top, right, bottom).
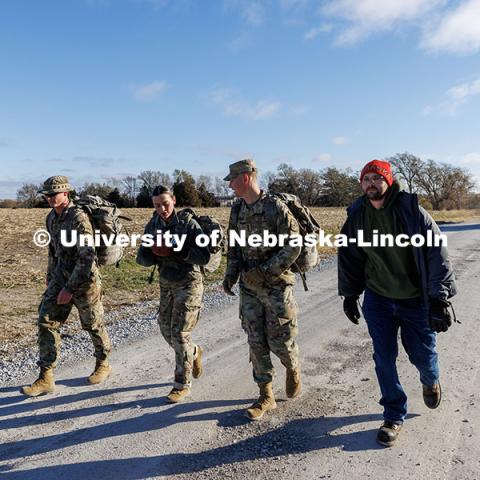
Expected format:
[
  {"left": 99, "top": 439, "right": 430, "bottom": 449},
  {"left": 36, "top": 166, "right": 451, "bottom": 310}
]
[
  {"left": 193, "top": 345, "right": 203, "bottom": 379},
  {"left": 245, "top": 382, "right": 277, "bottom": 421},
  {"left": 88, "top": 360, "right": 112, "bottom": 385},
  {"left": 286, "top": 367, "right": 302, "bottom": 398},
  {"left": 21, "top": 368, "right": 55, "bottom": 397},
  {"left": 167, "top": 387, "right": 191, "bottom": 403}
]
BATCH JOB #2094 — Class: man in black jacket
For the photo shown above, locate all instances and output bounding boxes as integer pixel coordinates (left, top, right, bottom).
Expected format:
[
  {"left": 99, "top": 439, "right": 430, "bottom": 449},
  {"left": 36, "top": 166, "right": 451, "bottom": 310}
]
[{"left": 338, "top": 159, "right": 457, "bottom": 447}]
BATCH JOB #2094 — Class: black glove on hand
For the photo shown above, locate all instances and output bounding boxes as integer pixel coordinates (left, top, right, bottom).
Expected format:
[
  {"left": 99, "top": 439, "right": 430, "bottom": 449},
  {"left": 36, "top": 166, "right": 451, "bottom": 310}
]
[
  {"left": 223, "top": 275, "right": 237, "bottom": 295},
  {"left": 343, "top": 296, "right": 361, "bottom": 325},
  {"left": 428, "top": 298, "right": 452, "bottom": 333}
]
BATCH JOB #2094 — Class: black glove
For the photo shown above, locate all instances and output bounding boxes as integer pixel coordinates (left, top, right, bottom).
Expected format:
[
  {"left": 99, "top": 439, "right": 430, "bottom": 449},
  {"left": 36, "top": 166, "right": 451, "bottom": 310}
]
[
  {"left": 223, "top": 275, "right": 237, "bottom": 295},
  {"left": 428, "top": 298, "right": 452, "bottom": 333},
  {"left": 343, "top": 296, "right": 361, "bottom": 325}
]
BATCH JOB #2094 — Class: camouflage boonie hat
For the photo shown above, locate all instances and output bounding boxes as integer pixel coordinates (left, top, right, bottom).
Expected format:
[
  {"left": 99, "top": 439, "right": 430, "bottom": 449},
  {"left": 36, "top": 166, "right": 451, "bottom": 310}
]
[
  {"left": 38, "top": 175, "right": 73, "bottom": 195},
  {"left": 223, "top": 158, "right": 257, "bottom": 181}
]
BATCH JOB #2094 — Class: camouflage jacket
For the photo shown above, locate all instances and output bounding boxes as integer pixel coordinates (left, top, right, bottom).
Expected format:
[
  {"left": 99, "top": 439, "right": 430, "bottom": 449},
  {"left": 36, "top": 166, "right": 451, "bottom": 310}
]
[
  {"left": 46, "top": 201, "right": 98, "bottom": 292},
  {"left": 225, "top": 192, "right": 301, "bottom": 286},
  {"left": 136, "top": 209, "right": 210, "bottom": 285}
]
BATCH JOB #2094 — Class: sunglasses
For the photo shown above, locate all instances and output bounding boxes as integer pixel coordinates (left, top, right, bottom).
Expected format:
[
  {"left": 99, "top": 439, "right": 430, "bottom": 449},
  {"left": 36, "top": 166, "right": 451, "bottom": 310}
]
[{"left": 43, "top": 192, "right": 59, "bottom": 198}]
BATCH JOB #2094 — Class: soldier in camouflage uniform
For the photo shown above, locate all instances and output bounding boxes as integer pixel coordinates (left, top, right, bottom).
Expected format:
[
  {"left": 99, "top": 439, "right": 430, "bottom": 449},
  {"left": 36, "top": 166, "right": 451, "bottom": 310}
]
[
  {"left": 22, "top": 176, "right": 112, "bottom": 397},
  {"left": 223, "top": 159, "right": 302, "bottom": 420},
  {"left": 136, "top": 185, "right": 210, "bottom": 403}
]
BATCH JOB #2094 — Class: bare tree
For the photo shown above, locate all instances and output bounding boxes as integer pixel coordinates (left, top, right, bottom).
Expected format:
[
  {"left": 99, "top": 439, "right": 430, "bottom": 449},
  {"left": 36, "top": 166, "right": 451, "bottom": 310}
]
[
  {"left": 389, "top": 152, "right": 423, "bottom": 193},
  {"left": 413, "top": 161, "right": 476, "bottom": 209},
  {"left": 296, "top": 169, "right": 323, "bottom": 206},
  {"left": 138, "top": 170, "right": 171, "bottom": 194},
  {"left": 320, "top": 167, "right": 361, "bottom": 206},
  {"left": 214, "top": 176, "right": 231, "bottom": 197},
  {"left": 268, "top": 163, "right": 300, "bottom": 196},
  {"left": 81, "top": 182, "right": 112, "bottom": 199},
  {"left": 121, "top": 176, "right": 138, "bottom": 201},
  {"left": 442, "top": 166, "right": 476, "bottom": 209},
  {"left": 197, "top": 174, "right": 213, "bottom": 192},
  {"left": 261, "top": 170, "right": 276, "bottom": 191},
  {"left": 16, "top": 183, "right": 40, "bottom": 207},
  {"left": 414, "top": 160, "right": 449, "bottom": 209},
  {"left": 103, "top": 176, "right": 123, "bottom": 189}
]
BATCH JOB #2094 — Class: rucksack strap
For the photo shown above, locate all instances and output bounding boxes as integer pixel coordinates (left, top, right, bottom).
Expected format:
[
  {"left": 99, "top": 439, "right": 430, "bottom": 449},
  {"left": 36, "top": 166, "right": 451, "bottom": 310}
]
[
  {"left": 148, "top": 264, "right": 157, "bottom": 284},
  {"left": 298, "top": 268, "right": 308, "bottom": 291}
]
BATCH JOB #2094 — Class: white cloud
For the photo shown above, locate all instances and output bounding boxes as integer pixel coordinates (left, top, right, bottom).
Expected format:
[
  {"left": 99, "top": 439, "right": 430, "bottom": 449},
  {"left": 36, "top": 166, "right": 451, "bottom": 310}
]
[
  {"left": 332, "top": 136, "right": 349, "bottom": 145},
  {"left": 130, "top": 81, "right": 168, "bottom": 101},
  {"left": 320, "top": 0, "right": 445, "bottom": 45},
  {"left": 461, "top": 152, "right": 480, "bottom": 165},
  {"left": 422, "top": 0, "right": 480, "bottom": 54},
  {"left": 224, "top": 0, "right": 266, "bottom": 26},
  {"left": 304, "top": 23, "right": 333, "bottom": 40},
  {"left": 206, "top": 88, "right": 281, "bottom": 120},
  {"left": 440, "top": 77, "right": 480, "bottom": 114},
  {"left": 312, "top": 153, "right": 332, "bottom": 163}
]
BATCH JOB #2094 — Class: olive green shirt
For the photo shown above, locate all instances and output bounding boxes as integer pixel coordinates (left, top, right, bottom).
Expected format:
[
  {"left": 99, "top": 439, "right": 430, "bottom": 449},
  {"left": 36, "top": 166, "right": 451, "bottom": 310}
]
[{"left": 362, "top": 185, "right": 421, "bottom": 299}]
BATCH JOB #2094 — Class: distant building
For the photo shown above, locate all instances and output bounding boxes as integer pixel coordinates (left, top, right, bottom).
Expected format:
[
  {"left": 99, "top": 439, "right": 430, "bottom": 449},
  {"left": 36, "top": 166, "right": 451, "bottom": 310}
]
[{"left": 215, "top": 195, "right": 235, "bottom": 207}]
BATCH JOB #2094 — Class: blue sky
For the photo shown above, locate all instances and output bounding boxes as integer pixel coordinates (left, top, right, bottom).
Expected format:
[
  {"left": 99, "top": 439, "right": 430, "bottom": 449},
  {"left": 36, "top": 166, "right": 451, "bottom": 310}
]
[{"left": 1, "top": 0, "right": 480, "bottom": 198}]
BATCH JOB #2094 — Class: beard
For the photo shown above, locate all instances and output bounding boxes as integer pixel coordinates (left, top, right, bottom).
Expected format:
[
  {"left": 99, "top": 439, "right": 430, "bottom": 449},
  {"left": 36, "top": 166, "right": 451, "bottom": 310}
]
[{"left": 365, "top": 187, "right": 387, "bottom": 200}]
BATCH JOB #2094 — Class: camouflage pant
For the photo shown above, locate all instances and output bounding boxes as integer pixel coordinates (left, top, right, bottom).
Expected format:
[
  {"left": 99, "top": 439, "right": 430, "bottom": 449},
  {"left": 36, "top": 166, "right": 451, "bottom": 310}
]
[
  {"left": 158, "top": 278, "right": 204, "bottom": 388},
  {"left": 240, "top": 284, "right": 299, "bottom": 385},
  {"left": 37, "top": 272, "right": 111, "bottom": 370}
]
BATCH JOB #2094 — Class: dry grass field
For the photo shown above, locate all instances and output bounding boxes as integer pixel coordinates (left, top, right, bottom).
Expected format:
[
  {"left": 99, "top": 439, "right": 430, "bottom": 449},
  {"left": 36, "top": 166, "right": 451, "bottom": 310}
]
[{"left": 1, "top": 206, "right": 478, "bottom": 356}]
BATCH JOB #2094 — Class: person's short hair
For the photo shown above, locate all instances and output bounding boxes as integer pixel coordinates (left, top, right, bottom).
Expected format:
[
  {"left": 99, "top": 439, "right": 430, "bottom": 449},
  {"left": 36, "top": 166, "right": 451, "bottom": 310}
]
[{"left": 152, "top": 185, "right": 173, "bottom": 197}]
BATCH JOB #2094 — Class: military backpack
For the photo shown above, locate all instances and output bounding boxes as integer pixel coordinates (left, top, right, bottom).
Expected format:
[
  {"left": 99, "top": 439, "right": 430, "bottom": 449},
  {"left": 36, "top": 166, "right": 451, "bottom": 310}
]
[
  {"left": 75, "top": 194, "right": 131, "bottom": 266},
  {"left": 266, "top": 192, "right": 320, "bottom": 274},
  {"left": 231, "top": 192, "right": 320, "bottom": 290},
  {"left": 179, "top": 208, "right": 225, "bottom": 273}
]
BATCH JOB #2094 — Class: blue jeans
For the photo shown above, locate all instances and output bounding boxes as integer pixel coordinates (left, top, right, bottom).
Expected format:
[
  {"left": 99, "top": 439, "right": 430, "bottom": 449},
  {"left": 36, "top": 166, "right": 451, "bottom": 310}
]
[{"left": 362, "top": 288, "right": 439, "bottom": 423}]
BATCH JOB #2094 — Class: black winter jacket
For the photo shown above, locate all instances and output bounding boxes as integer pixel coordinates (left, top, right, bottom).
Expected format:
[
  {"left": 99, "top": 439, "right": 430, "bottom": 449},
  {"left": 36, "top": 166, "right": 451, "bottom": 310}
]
[{"left": 338, "top": 191, "right": 457, "bottom": 305}]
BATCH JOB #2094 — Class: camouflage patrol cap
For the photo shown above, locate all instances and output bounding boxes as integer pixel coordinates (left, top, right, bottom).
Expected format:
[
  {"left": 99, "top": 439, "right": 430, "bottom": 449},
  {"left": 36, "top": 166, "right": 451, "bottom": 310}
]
[
  {"left": 38, "top": 175, "right": 74, "bottom": 195},
  {"left": 223, "top": 158, "right": 257, "bottom": 181}
]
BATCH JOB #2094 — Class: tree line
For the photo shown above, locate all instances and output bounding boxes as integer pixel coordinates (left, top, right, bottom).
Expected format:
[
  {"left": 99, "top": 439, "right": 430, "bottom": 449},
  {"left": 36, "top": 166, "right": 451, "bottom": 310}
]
[
  {"left": 264, "top": 154, "right": 478, "bottom": 210},
  {"left": 11, "top": 169, "right": 231, "bottom": 209},
  {"left": 6, "top": 153, "right": 480, "bottom": 209}
]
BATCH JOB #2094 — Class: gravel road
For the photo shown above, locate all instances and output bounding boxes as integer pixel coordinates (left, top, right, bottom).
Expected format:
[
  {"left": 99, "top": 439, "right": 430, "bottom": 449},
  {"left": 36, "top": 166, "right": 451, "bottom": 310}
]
[{"left": 1, "top": 222, "right": 479, "bottom": 480}]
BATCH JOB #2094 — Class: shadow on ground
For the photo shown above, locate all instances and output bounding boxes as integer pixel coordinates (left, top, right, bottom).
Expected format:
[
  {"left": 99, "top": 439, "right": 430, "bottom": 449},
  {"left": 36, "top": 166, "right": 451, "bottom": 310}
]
[
  {"left": 0, "top": 410, "right": 421, "bottom": 479},
  {"left": 0, "top": 381, "right": 170, "bottom": 416}
]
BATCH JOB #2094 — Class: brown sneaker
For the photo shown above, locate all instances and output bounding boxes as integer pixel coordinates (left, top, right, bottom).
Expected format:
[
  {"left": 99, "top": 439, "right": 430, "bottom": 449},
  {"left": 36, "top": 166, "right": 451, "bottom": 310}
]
[
  {"left": 423, "top": 382, "right": 441, "bottom": 409},
  {"left": 167, "top": 387, "right": 191, "bottom": 403},
  {"left": 88, "top": 360, "right": 112, "bottom": 385},
  {"left": 193, "top": 345, "right": 203, "bottom": 379},
  {"left": 245, "top": 382, "right": 277, "bottom": 421},
  {"left": 286, "top": 367, "right": 301, "bottom": 398},
  {"left": 21, "top": 369, "right": 55, "bottom": 397},
  {"left": 376, "top": 421, "right": 403, "bottom": 447}
]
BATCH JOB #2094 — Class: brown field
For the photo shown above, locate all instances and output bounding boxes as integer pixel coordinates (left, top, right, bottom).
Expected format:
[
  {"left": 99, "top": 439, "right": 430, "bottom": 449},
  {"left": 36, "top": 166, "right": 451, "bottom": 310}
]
[{"left": 1, "top": 206, "right": 478, "bottom": 355}]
